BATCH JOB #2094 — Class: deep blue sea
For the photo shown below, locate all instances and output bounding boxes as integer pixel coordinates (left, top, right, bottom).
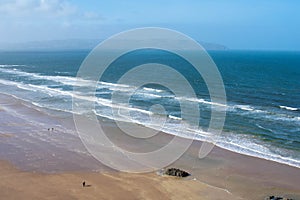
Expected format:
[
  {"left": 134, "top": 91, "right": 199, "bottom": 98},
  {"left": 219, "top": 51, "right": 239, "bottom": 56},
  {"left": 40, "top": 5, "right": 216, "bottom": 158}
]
[{"left": 0, "top": 50, "right": 299, "bottom": 168}]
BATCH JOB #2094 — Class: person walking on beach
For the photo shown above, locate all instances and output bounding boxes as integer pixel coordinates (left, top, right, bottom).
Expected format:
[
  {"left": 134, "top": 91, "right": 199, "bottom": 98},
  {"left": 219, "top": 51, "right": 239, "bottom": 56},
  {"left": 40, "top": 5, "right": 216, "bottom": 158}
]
[{"left": 82, "top": 181, "right": 85, "bottom": 187}]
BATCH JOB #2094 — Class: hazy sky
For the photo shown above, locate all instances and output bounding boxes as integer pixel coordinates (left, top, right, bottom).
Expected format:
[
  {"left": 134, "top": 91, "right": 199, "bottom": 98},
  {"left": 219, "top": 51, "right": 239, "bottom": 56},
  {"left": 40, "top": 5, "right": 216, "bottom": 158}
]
[{"left": 0, "top": 0, "right": 299, "bottom": 50}]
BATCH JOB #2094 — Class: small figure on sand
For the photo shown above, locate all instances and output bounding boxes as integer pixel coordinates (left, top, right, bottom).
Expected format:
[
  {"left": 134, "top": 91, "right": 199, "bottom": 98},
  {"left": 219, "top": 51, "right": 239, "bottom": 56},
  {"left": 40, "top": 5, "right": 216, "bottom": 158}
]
[
  {"left": 47, "top": 128, "right": 55, "bottom": 132},
  {"left": 82, "top": 181, "right": 85, "bottom": 187}
]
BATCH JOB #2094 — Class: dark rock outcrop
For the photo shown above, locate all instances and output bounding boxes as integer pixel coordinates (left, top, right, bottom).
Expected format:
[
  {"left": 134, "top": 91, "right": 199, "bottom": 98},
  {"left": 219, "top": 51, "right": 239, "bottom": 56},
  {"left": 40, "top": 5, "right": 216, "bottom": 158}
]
[
  {"left": 164, "top": 168, "right": 190, "bottom": 177},
  {"left": 266, "top": 196, "right": 293, "bottom": 200}
]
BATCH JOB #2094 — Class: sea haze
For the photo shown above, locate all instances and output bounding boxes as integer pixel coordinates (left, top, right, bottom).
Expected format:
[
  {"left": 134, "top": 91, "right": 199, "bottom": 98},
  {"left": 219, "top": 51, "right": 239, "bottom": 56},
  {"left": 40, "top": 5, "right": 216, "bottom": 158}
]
[{"left": 0, "top": 50, "right": 299, "bottom": 168}]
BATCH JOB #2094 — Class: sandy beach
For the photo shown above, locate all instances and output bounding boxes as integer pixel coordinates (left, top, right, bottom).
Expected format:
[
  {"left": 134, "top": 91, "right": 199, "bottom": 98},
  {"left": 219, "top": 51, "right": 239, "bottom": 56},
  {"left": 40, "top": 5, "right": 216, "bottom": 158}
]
[
  {"left": 1, "top": 93, "right": 300, "bottom": 200},
  {"left": 0, "top": 160, "right": 239, "bottom": 200}
]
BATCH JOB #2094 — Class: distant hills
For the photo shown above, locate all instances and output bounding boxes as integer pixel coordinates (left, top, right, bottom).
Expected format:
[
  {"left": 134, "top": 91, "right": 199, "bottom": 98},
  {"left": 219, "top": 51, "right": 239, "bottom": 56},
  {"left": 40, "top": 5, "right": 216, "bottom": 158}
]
[
  {"left": 199, "top": 41, "right": 228, "bottom": 50},
  {"left": 0, "top": 39, "right": 228, "bottom": 51}
]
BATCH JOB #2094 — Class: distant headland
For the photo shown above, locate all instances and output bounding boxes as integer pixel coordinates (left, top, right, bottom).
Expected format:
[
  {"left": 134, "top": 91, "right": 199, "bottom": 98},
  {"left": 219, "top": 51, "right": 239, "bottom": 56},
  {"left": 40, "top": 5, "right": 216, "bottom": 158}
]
[{"left": 0, "top": 39, "right": 228, "bottom": 51}]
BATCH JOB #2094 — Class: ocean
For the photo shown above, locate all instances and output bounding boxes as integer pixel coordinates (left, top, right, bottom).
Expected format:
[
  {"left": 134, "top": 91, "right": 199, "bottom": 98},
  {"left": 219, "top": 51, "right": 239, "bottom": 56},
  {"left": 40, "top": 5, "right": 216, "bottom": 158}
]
[{"left": 0, "top": 50, "right": 299, "bottom": 168}]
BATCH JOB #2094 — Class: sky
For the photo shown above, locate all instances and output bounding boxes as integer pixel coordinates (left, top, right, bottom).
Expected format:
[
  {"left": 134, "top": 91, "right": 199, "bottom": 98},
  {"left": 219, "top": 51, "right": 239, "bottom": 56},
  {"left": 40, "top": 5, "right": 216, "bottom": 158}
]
[{"left": 0, "top": 0, "right": 299, "bottom": 50}]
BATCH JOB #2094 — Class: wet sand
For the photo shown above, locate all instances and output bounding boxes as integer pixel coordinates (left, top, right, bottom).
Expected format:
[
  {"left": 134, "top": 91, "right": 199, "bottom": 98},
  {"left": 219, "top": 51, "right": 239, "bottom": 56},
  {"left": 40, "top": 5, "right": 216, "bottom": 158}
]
[
  {"left": 104, "top": 123, "right": 300, "bottom": 199},
  {"left": 1, "top": 93, "right": 300, "bottom": 199}
]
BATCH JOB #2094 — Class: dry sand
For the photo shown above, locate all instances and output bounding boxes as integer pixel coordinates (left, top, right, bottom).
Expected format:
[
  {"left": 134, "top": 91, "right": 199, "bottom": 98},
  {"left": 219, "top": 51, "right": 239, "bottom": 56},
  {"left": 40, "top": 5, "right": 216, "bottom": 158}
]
[{"left": 0, "top": 160, "right": 237, "bottom": 200}]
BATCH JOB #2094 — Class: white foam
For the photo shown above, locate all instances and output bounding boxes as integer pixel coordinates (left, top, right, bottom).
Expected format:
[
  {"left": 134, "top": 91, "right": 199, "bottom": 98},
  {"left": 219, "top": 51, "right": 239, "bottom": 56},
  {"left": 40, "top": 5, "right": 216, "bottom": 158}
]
[
  {"left": 136, "top": 92, "right": 162, "bottom": 99},
  {"left": 143, "top": 87, "right": 165, "bottom": 93},
  {"left": 95, "top": 98, "right": 153, "bottom": 116},
  {"left": 280, "top": 105, "right": 298, "bottom": 111},
  {"left": 216, "top": 135, "right": 300, "bottom": 168},
  {"left": 2, "top": 76, "right": 298, "bottom": 126},
  {"left": 100, "top": 81, "right": 130, "bottom": 88},
  {"left": 0, "top": 67, "right": 142, "bottom": 93},
  {"left": 0, "top": 64, "right": 25, "bottom": 68},
  {"left": 17, "top": 85, "right": 38, "bottom": 92},
  {"left": 0, "top": 79, "right": 26, "bottom": 88},
  {"left": 0, "top": 67, "right": 95, "bottom": 87},
  {"left": 99, "top": 81, "right": 135, "bottom": 92},
  {"left": 180, "top": 97, "right": 228, "bottom": 108},
  {"left": 255, "top": 124, "right": 274, "bottom": 133},
  {"left": 168, "top": 115, "right": 182, "bottom": 120},
  {"left": 234, "top": 105, "right": 254, "bottom": 111}
]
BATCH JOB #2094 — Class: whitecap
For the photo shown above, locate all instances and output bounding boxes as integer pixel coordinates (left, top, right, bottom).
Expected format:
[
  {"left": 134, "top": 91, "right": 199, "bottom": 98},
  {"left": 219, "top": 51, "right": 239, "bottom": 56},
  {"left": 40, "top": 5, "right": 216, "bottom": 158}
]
[
  {"left": 168, "top": 115, "right": 182, "bottom": 120},
  {"left": 279, "top": 105, "right": 298, "bottom": 111},
  {"left": 143, "top": 87, "right": 165, "bottom": 93},
  {"left": 234, "top": 105, "right": 254, "bottom": 111}
]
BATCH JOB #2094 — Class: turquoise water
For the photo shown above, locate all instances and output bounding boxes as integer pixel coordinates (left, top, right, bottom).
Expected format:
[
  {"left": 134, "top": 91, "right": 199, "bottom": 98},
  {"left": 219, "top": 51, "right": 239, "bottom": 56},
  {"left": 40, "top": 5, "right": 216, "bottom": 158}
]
[{"left": 0, "top": 50, "right": 299, "bottom": 167}]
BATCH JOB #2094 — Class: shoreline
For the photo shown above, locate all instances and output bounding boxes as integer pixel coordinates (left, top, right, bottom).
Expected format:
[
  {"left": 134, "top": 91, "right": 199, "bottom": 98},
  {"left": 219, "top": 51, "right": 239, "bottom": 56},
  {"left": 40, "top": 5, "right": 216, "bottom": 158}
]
[
  {"left": 1, "top": 93, "right": 300, "bottom": 199},
  {"left": 1, "top": 91, "right": 300, "bottom": 170}
]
